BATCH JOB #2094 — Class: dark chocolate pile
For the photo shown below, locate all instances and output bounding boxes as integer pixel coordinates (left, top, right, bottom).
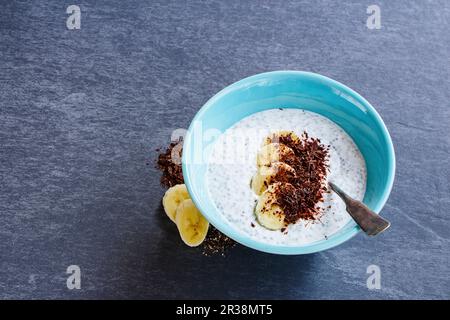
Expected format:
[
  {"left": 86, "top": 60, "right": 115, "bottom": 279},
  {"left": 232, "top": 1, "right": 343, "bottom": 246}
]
[
  {"left": 156, "top": 139, "right": 236, "bottom": 256},
  {"left": 156, "top": 139, "right": 184, "bottom": 188},
  {"left": 266, "top": 132, "right": 330, "bottom": 224}
]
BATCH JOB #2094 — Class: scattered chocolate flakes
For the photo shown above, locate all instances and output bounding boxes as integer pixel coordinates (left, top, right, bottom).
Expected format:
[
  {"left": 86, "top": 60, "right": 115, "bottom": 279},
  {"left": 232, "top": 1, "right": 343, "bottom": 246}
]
[
  {"left": 202, "top": 226, "right": 236, "bottom": 256},
  {"left": 265, "top": 131, "right": 330, "bottom": 226},
  {"left": 251, "top": 222, "right": 255, "bottom": 228},
  {"left": 156, "top": 140, "right": 236, "bottom": 256},
  {"left": 156, "top": 139, "right": 184, "bottom": 187}
]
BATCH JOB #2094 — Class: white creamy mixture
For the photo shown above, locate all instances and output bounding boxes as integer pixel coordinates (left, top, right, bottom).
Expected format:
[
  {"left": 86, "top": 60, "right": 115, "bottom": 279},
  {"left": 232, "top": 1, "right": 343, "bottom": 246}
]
[{"left": 206, "top": 109, "right": 366, "bottom": 245}]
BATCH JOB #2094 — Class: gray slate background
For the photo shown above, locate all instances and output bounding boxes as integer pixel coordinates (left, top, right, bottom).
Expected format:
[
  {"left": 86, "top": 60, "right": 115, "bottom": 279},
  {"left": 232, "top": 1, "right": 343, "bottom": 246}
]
[{"left": 1, "top": 0, "right": 449, "bottom": 299}]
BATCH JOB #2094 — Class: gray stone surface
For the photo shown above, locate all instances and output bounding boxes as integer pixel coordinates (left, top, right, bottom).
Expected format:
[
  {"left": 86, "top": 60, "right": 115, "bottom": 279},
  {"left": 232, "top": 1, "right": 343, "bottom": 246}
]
[{"left": 0, "top": 0, "right": 449, "bottom": 299}]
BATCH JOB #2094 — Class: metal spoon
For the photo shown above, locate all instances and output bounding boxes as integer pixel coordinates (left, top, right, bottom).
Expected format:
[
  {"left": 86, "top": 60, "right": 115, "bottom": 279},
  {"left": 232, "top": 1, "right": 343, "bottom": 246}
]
[{"left": 328, "top": 182, "right": 390, "bottom": 236}]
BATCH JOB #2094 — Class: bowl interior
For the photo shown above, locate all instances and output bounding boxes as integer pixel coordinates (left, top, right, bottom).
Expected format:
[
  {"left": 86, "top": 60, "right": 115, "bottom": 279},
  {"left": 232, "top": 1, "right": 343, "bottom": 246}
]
[{"left": 183, "top": 71, "right": 395, "bottom": 254}]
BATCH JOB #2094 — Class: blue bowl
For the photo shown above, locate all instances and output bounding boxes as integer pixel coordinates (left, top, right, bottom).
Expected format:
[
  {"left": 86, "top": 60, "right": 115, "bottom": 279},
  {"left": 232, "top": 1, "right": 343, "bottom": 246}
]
[{"left": 182, "top": 71, "right": 395, "bottom": 254}]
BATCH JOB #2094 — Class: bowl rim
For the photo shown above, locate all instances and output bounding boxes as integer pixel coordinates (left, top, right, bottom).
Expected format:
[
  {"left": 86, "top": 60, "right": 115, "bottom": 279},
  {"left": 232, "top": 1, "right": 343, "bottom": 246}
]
[{"left": 182, "top": 70, "right": 396, "bottom": 255}]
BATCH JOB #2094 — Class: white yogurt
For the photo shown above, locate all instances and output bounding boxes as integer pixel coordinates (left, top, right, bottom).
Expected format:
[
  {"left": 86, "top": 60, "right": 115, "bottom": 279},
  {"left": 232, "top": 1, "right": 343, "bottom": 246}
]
[{"left": 205, "top": 109, "right": 366, "bottom": 245}]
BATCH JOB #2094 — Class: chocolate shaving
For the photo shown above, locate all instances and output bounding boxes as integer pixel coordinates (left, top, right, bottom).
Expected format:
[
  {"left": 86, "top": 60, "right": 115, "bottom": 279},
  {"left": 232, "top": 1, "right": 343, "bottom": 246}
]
[
  {"left": 156, "top": 140, "right": 236, "bottom": 255},
  {"left": 202, "top": 226, "right": 236, "bottom": 256},
  {"left": 266, "top": 131, "right": 330, "bottom": 225},
  {"left": 156, "top": 139, "right": 184, "bottom": 187}
]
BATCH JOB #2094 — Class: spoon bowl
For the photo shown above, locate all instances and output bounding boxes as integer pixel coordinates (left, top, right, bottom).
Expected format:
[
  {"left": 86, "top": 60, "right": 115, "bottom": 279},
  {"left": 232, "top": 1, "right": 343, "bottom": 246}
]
[{"left": 183, "top": 71, "right": 396, "bottom": 254}]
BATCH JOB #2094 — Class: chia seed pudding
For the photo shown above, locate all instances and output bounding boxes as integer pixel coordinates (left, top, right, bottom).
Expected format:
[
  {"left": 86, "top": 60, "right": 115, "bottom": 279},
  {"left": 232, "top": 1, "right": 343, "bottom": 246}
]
[{"left": 206, "top": 108, "right": 366, "bottom": 245}]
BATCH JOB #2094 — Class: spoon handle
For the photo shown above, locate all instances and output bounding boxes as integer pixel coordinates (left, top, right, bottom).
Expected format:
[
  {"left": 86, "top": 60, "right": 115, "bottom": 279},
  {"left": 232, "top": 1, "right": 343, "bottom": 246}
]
[{"left": 328, "top": 182, "right": 390, "bottom": 236}]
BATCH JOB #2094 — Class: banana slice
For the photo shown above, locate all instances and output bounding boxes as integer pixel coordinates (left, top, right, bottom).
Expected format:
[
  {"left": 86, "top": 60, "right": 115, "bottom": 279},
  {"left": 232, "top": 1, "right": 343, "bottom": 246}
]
[
  {"left": 251, "top": 162, "right": 296, "bottom": 195},
  {"left": 175, "top": 199, "right": 209, "bottom": 247},
  {"left": 162, "top": 184, "right": 190, "bottom": 222},
  {"left": 256, "top": 143, "right": 295, "bottom": 167},
  {"left": 263, "top": 131, "right": 300, "bottom": 146},
  {"left": 255, "top": 183, "right": 286, "bottom": 230}
]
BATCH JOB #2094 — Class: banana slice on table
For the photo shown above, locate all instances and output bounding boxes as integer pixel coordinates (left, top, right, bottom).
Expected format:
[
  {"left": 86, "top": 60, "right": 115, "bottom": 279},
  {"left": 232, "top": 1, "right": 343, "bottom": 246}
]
[
  {"left": 256, "top": 143, "right": 295, "bottom": 167},
  {"left": 251, "top": 162, "right": 296, "bottom": 195},
  {"left": 263, "top": 131, "right": 300, "bottom": 146},
  {"left": 162, "top": 184, "right": 190, "bottom": 222},
  {"left": 175, "top": 199, "right": 209, "bottom": 247},
  {"left": 255, "top": 183, "right": 286, "bottom": 230}
]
